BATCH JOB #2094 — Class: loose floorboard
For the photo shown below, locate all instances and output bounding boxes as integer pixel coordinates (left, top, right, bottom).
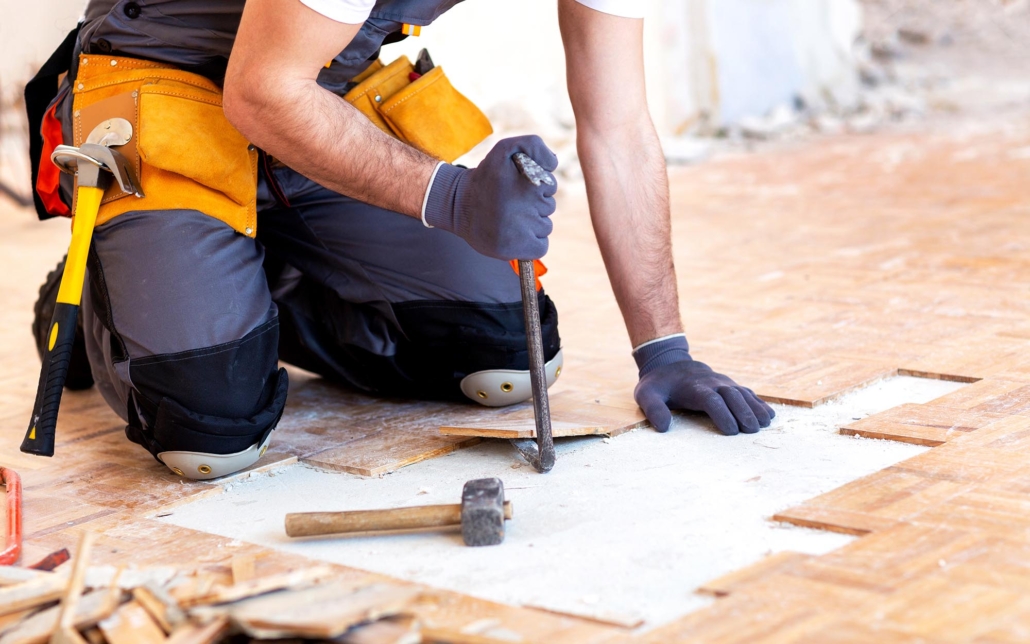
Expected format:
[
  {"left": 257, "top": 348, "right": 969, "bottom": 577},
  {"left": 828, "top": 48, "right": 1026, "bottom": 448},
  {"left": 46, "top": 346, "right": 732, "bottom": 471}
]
[
  {"left": 3, "top": 111, "right": 1030, "bottom": 640},
  {"left": 439, "top": 392, "right": 645, "bottom": 439},
  {"left": 440, "top": 420, "right": 606, "bottom": 439}
]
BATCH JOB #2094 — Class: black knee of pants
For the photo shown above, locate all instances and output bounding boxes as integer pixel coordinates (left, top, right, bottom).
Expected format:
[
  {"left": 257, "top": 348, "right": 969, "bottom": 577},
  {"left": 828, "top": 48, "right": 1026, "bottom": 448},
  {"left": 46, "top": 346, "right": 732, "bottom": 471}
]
[
  {"left": 274, "top": 279, "right": 560, "bottom": 401},
  {"left": 391, "top": 293, "right": 561, "bottom": 400},
  {"left": 125, "top": 318, "right": 289, "bottom": 458}
]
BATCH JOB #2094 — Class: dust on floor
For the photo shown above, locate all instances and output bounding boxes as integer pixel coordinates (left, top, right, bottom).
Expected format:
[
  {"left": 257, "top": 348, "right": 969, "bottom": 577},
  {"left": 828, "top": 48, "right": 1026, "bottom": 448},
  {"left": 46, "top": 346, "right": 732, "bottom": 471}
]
[{"left": 158, "top": 375, "right": 964, "bottom": 630}]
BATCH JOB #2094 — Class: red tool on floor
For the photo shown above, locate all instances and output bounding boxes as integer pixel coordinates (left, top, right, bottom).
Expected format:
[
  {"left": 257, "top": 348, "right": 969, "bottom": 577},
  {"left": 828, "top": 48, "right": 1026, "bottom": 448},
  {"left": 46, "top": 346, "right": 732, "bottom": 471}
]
[{"left": 0, "top": 467, "right": 23, "bottom": 565}]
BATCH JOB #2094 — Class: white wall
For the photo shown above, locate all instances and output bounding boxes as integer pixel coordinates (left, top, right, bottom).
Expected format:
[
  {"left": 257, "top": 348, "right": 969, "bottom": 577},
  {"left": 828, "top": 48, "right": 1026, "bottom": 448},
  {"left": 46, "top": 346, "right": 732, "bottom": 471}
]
[
  {"left": 0, "top": 0, "right": 862, "bottom": 132},
  {"left": 0, "top": 0, "right": 86, "bottom": 94},
  {"left": 706, "top": 0, "right": 863, "bottom": 122},
  {"left": 391, "top": 0, "right": 862, "bottom": 136}
]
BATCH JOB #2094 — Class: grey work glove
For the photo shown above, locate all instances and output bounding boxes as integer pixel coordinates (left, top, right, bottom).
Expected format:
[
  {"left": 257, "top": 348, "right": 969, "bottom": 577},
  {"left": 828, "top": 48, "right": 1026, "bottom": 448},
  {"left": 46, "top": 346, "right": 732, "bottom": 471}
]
[
  {"left": 424, "top": 135, "right": 558, "bottom": 260},
  {"left": 633, "top": 335, "right": 775, "bottom": 435}
]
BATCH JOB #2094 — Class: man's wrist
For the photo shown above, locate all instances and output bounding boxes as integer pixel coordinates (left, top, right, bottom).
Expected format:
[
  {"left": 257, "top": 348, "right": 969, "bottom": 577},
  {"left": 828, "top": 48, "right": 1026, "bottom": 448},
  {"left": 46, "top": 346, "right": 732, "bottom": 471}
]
[
  {"left": 423, "top": 163, "right": 466, "bottom": 233},
  {"left": 633, "top": 333, "right": 690, "bottom": 376},
  {"left": 420, "top": 162, "right": 446, "bottom": 228}
]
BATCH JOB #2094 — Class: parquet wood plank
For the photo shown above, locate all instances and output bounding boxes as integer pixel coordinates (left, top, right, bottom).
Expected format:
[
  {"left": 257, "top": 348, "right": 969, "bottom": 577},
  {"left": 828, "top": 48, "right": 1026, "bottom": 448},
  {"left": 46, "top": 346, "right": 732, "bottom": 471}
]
[
  {"left": 871, "top": 576, "right": 1030, "bottom": 642},
  {"left": 774, "top": 465, "right": 972, "bottom": 533},
  {"left": 921, "top": 379, "right": 1030, "bottom": 416},
  {"left": 792, "top": 622, "right": 936, "bottom": 644},
  {"left": 697, "top": 551, "right": 812, "bottom": 597},
  {"left": 302, "top": 429, "right": 480, "bottom": 477},
  {"left": 440, "top": 394, "right": 647, "bottom": 438},
  {"left": 766, "top": 364, "right": 898, "bottom": 407},
  {"left": 840, "top": 403, "right": 1005, "bottom": 446},
  {"left": 441, "top": 419, "right": 607, "bottom": 439},
  {"left": 791, "top": 523, "right": 985, "bottom": 593}
]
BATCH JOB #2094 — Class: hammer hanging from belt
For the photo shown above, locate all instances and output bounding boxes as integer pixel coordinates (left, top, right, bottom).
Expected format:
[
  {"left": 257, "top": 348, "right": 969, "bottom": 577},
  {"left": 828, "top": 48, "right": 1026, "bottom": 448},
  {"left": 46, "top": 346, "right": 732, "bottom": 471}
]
[{"left": 21, "top": 119, "right": 143, "bottom": 457}]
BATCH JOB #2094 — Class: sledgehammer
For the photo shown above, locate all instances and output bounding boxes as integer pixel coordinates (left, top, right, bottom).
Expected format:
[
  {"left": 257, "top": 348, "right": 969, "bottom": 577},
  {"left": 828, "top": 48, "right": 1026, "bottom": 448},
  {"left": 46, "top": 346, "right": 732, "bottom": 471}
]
[
  {"left": 21, "top": 120, "right": 143, "bottom": 457},
  {"left": 285, "top": 478, "right": 513, "bottom": 547},
  {"left": 510, "top": 153, "right": 556, "bottom": 473}
]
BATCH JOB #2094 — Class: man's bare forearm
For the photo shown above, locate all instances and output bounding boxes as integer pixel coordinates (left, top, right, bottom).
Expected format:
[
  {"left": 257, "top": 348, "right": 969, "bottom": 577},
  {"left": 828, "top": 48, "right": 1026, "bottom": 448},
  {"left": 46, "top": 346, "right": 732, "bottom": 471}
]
[
  {"left": 577, "top": 119, "right": 683, "bottom": 347},
  {"left": 559, "top": 0, "right": 683, "bottom": 348},
  {"left": 223, "top": 0, "right": 436, "bottom": 218},
  {"left": 226, "top": 77, "right": 436, "bottom": 218}
]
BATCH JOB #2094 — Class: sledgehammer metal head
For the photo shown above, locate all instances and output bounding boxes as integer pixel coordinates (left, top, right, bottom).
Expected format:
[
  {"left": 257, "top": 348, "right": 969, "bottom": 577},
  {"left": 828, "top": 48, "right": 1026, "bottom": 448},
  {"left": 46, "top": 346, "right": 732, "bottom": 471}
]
[{"left": 460, "top": 477, "right": 509, "bottom": 547}]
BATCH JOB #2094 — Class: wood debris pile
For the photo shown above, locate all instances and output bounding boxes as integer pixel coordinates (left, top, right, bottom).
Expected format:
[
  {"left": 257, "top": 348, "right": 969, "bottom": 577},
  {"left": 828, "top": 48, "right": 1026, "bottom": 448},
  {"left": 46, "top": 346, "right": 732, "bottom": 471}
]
[{"left": 0, "top": 533, "right": 428, "bottom": 644}]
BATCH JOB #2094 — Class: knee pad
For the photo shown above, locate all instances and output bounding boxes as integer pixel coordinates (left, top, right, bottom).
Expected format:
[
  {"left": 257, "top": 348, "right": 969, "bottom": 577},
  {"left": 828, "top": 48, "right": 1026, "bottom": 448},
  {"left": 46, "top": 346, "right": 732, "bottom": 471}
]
[
  {"left": 389, "top": 293, "right": 562, "bottom": 402},
  {"left": 460, "top": 349, "right": 563, "bottom": 407},
  {"left": 127, "top": 366, "right": 289, "bottom": 479},
  {"left": 123, "top": 319, "right": 289, "bottom": 479},
  {"left": 159, "top": 431, "right": 275, "bottom": 480}
]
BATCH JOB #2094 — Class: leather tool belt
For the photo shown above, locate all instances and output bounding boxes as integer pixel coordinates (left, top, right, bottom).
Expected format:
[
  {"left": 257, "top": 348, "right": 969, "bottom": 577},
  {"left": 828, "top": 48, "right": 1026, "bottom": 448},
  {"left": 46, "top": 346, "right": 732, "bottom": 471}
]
[
  {"left": 31, "top": 48, "right": 492, "bottom": 236},
  {"left": 344, "top": 55, "right": 493, "bottom": 164},
  {"left": 70, "top": 54, "right": 259, "bottom": 237}
]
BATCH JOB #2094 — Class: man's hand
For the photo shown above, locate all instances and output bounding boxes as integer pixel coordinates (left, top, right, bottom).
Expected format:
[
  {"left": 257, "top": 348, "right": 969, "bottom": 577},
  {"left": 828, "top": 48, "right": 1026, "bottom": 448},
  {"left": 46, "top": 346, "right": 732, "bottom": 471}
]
[
  {"left": 633, "top": 336, "right": 775, "bottom": 435},
  {"left": 424, "top": 136, "right": 558, "bottom": 260}
]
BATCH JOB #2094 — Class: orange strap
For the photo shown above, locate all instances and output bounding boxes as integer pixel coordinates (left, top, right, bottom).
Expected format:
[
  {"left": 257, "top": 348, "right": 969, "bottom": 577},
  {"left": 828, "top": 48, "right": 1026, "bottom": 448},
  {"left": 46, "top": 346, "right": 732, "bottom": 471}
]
[
  {"left": 35, "top": 102, "right": 70, "bottom": 218},
  {"left": 511, "top": 259, "right": 547, "bottom": 291}
]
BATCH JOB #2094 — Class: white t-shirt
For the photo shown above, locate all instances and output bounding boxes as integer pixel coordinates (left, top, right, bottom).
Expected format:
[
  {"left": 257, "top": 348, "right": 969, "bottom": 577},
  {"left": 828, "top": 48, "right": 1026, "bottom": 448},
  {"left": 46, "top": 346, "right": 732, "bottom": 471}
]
[
  {"left": 300, "top": 0, "right": 644, "bottom": 25},
  {"left": 572, "top": 0, "right": 645, "bottom": 19},
  {"left": 300, "top": 0, "right": 375, "bottom": 24}
]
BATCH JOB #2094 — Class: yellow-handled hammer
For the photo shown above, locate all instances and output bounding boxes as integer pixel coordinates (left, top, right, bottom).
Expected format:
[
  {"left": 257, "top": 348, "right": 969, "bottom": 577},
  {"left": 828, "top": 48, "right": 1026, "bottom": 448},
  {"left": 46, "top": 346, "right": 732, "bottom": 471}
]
[{"left": 22, "top": 121, "right": 142, "bottom": 457}]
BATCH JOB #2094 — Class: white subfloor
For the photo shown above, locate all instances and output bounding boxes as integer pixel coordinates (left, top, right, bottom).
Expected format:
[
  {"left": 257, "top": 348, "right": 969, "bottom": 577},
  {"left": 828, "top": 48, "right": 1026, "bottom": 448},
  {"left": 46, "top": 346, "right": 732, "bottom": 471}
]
[{"left": 160, "top": 376, "right": 965, "bottom": 630}]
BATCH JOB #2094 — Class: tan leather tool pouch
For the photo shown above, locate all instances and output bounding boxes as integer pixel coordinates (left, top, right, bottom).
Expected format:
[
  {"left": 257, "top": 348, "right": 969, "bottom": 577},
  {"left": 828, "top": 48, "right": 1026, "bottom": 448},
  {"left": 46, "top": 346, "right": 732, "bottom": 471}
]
[
  {"left": 72, "top": 54, "right": 258, "bottom": 237},
  {"left": 344, "top": 55, "right": 493, "bottom": 163}
]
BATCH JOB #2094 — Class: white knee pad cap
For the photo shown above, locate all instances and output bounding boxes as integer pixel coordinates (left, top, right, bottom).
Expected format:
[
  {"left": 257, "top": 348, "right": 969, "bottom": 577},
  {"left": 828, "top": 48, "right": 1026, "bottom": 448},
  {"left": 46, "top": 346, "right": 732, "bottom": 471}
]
[
  {"left": 460, "top": 349, "right": 563, "bottom": 407},
  {"left": 159, "top": 433, "right": 273, "bottom": 480}
]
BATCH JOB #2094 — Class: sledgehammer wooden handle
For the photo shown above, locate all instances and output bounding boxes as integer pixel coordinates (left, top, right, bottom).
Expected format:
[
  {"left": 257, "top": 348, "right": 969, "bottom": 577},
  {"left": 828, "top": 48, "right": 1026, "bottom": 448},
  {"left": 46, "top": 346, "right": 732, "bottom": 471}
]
[{"left": 285, "top": 502, "right": 514, "bottom": 538}]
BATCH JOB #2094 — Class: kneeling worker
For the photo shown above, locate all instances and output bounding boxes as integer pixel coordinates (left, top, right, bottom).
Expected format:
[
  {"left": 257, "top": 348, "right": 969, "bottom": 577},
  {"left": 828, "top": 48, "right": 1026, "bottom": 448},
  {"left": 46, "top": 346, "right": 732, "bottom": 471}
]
[{"left": 26, "top": 0, "right": 774, "bottom": 479}]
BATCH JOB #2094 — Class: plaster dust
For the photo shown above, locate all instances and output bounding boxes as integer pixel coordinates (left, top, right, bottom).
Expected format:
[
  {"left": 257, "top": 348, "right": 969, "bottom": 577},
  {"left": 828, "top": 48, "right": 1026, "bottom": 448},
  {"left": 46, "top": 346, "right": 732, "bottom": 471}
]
[{"left": 160, "top": 376, "right": 964, "bottom": 630}]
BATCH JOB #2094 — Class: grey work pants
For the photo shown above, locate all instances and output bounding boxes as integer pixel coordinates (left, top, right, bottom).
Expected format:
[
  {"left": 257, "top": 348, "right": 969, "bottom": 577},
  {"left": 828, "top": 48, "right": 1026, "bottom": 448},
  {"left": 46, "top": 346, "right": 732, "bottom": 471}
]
[{"left": 81, "top": 163, "right": 561, "bottom": 460}]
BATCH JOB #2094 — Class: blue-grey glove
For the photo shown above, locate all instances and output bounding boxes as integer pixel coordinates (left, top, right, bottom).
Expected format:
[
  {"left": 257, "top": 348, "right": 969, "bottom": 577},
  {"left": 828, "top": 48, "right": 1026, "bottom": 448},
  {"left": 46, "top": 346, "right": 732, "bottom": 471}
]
[
  {"left": 424, "top": 135, "right": 558, "bottom": 260},
  {"left": 633, "top": 335, "right": 775, "bottom": 435}
]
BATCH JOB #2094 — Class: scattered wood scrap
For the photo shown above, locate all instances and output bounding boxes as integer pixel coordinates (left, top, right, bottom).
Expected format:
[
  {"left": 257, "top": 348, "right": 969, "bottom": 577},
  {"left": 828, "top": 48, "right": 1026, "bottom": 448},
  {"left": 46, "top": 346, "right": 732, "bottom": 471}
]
[
  {"left": 49, "top": 532, "right": 97, "bottom": 644},
  {"left": 0, "top": 575, "right": 67, "bottom": 618},
  {"left": 98, "top": 601, "right": 166, "bottom": 644},
  {"left": 337, "top": 615, "right": 420, "bottom": 644},
  {"left": 211, "top": 581, "right": 420, "bottom": 639},
  {"left": 131, "top": 584, "right": 185, "bottom": 634},
  {"left": 0, "top": 547, "right": 429, "bottom": 643}
]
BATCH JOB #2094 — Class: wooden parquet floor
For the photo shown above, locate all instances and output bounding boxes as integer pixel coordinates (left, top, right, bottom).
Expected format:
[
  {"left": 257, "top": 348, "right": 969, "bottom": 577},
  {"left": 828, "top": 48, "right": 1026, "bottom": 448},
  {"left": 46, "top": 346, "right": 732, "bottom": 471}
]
[{"left": 2, "top": 112, "right": 1030, "bottom": 641}]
